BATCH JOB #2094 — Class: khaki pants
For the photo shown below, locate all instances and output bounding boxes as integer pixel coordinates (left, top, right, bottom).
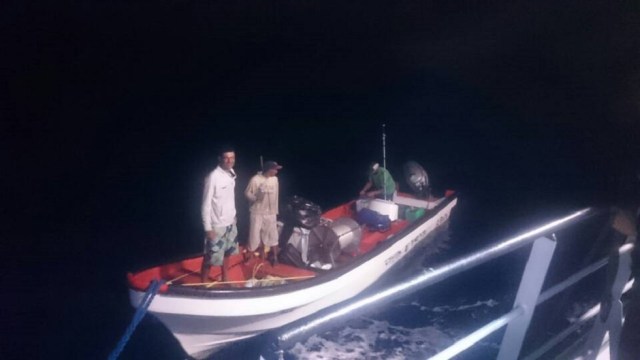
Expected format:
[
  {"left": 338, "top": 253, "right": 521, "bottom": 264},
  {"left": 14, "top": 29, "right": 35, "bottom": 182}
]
[{"left": 248, "top": 213, "right": 278, "bottom": 251}]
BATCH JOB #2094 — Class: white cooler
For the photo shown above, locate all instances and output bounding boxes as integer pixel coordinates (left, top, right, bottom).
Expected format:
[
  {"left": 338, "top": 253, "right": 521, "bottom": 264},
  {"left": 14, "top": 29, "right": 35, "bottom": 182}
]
[{"left": 357, "top": 198, "right": 399, "bottom": 221}]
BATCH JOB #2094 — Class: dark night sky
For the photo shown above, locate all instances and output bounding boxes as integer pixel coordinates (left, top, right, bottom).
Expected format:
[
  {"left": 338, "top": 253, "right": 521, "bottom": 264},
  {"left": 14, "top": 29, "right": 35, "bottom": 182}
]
[
  {"left": 5, "top": 1, "right": 639, "bottom": 180},
  {"left": 6, "top": 0, "right": 639, "bottom": 235},
  {"left": 3, "top": 1, "right": 640, "bottom": 357}
]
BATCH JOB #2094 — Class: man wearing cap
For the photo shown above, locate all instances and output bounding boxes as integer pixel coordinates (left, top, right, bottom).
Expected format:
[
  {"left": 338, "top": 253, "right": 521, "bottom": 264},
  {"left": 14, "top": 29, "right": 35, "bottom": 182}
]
[
  {"left": 359, "top": 162, "right": 396, "bottom": 199},
  {"left": 245, "top": 161, "right": 283, "bottom": 264},
  {"left": 201, "top": 147, "right": 238, "bottom": 283}
]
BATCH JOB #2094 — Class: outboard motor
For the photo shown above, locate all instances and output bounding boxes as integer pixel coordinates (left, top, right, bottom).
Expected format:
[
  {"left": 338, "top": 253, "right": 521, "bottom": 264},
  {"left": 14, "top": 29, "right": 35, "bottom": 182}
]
[
  {"left": 279, "top": 196, "right": 322, "bottom": 267},
  {"left": 287, "top": 195, "right": 322, "bottom": 229},
  {"left": 403, "top": 161, "right": 430, "bottom": 198}
]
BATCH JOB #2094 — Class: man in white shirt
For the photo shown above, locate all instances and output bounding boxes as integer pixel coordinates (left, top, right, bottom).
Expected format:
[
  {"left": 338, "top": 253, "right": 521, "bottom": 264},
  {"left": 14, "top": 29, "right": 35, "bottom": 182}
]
[
  {"left": 201, "top": 147, "right": 238, "bottom": 282},
  {"left": 245, "top": 160, "right": 282, "bottom": 265}
]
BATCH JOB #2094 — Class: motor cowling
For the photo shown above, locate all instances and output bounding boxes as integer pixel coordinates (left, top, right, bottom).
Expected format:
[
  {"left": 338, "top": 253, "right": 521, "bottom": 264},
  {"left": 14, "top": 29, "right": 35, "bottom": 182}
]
[
  {"left": 403, "top": 161, "right": 430, "bottom": 198},
  {"left": 286, "top": 195, "right": 322, "bottom": 229}
]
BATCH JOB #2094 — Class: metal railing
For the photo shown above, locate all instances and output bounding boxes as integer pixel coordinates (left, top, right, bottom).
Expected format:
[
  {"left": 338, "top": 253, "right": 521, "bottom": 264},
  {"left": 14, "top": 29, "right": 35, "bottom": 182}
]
[{"left": 268, "top": 206, "right": 637, "bottom": 359}]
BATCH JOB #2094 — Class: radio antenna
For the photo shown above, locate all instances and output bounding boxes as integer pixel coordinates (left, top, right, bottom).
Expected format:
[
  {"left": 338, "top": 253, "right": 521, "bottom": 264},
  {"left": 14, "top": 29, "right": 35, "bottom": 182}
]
[
  {"left": 382, "top": 124, "right": 388, "bottom": 201},
  {"left": 260, "top": 155, "right": 264, "bottom": 172}
]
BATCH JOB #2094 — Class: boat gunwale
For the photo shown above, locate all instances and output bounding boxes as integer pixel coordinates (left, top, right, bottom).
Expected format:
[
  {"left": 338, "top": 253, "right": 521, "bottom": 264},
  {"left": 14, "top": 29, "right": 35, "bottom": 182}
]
[{"left": 130, "top": 194, "right": 457, "bottom": 299}]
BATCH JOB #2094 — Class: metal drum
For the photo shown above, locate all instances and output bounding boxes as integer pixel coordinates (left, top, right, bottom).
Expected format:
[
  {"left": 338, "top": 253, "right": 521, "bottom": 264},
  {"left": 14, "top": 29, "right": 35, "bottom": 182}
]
[{"left": 308, "top": 217, "right": 362, "bottom": 265}]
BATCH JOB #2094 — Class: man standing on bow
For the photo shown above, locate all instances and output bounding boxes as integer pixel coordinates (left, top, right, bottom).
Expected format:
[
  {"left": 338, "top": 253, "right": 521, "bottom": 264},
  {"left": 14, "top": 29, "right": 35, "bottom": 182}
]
[
  {"left": 245, "top": 160, "right": 282, "bottom": 265},
  {"left": 201, "top": 147, "right": 238, "bottom": 282}
]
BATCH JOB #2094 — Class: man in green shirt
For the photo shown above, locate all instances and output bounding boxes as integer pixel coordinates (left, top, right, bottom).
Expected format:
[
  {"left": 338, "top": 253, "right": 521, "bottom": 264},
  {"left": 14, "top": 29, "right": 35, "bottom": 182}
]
[{"left": 359, "top": 163, "right": 396, "bottom": 199}]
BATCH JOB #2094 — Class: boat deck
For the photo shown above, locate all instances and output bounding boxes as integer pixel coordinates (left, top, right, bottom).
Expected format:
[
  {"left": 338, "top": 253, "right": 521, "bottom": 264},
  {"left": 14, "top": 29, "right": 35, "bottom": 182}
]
[
  {"left": 128, "top": 217, "right": 410, "bottom": 291},
  {"left": 128, "top": 194, "right": 447, "bottom": 292},
  {"left": 128, "top": 254, "right": 319, "bottom": 290}
]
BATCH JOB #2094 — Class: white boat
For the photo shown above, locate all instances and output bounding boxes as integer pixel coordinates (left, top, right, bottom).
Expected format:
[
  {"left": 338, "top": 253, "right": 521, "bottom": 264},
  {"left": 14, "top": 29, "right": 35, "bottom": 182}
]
[{"left": 127, "top": 191, "right": 457, "bottom": 359}]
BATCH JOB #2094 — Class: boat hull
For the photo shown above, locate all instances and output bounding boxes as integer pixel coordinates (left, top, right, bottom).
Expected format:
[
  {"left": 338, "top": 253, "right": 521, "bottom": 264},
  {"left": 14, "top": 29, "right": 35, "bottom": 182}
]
[{"left": 129, "top": 196, "right": 457, "bottom": 358}]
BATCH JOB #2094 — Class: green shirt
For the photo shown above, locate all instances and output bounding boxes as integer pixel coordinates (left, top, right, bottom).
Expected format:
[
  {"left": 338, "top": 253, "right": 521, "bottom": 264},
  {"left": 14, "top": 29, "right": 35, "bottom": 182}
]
[{"left": 370, "top": 167, "right": 396, "bottom": 196}]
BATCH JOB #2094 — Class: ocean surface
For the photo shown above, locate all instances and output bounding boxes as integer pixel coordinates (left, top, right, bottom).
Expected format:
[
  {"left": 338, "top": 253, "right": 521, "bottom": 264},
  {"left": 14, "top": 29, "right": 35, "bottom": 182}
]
[
  {"left": 23, "top": 127, "right": 629, "bottom": 360},
  {"left": 6, "top": 1, "right": 639, "bottom": 359}
]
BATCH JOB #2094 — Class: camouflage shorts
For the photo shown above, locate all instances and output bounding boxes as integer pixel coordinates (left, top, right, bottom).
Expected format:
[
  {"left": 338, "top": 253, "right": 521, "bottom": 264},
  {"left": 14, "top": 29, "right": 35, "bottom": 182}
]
[{"left": 204, "top": 224, "right": 238, "bottom": 266}]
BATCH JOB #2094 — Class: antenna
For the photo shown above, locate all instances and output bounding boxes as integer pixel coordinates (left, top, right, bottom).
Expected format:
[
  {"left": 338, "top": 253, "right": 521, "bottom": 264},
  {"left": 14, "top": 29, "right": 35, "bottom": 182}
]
[
  {"left": 260, "top": 155, "right": 264, "bottom": 173},
  {"left": 382, "top": 124, "right": 386, "bottom": 170},
  {"left": 382, "top": 124, "right": 387, "bottom": 201}
]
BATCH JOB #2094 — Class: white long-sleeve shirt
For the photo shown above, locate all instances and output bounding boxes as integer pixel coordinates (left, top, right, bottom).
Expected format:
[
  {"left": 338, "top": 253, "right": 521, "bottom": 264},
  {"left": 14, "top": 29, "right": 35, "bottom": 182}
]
[{"left": 201, "top": 166, "right": 236, "bottom": 231}]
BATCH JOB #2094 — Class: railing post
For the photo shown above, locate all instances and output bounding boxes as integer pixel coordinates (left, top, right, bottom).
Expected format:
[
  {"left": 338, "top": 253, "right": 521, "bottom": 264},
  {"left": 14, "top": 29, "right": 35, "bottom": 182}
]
[
  {"left": 583, "top": 241, "right": 634, "bottom": 360},
  {"left": 497, "top": 235, "right": 557, "bottom": 360}
]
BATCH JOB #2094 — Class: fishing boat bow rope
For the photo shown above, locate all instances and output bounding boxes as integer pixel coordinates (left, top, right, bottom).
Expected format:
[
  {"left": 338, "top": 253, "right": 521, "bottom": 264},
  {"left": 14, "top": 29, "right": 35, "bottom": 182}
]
[{"left": 108, "top": 279, "right": 163, "bottom": 360}]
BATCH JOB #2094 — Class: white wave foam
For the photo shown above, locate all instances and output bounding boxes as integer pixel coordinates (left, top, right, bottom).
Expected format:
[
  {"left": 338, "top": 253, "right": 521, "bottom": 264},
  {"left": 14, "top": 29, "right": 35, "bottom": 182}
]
[
  {"left": 286, "top": 299, "right": 502, "bottom": 359},
  {"left": 287, "top": 318, "right": 452, "bottom": 360},
  {"left": 420, "top": 299, "right": 500, "bottom": 313}
]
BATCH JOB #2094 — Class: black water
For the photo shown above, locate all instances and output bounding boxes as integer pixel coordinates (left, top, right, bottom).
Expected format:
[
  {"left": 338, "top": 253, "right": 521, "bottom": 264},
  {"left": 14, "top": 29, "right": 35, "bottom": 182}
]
[{"left": 6, "top": 1, "right": 640, "bottom": 359}]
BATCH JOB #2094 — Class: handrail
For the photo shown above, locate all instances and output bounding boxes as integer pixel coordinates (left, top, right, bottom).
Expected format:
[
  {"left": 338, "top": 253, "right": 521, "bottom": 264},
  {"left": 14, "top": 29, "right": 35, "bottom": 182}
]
[
  {"left": 430, "top": 306, "right": 524, "bottom": 360},
  {"left": 523, "top": 279, "right": 635, "bottom": 360},
  {"left": 268, "top": 206, "right": 635, "bottom": 360},
  {"left": 536, "top": 256, "right": 608, "bottom": 305},
  {"left": 410, "top": 207, "right": 594, "bottom": 287}
]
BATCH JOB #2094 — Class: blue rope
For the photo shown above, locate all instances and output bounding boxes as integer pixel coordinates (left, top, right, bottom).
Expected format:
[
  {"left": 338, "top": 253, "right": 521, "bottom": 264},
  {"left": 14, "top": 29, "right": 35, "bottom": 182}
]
[{"left": 108, "top": 279, "right": 163, "bottom": 360}]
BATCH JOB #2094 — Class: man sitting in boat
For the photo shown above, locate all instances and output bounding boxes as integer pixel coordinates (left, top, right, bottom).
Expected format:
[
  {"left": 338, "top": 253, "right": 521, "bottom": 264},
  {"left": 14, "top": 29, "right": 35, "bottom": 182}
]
[
  {"left": 200, "top": 147, "right": 238, "bottom": 282},
  {"left": 359, "top": 162, "right": 397, "bottom": 199},
  {"left": 245, "top": 160, "right": 283, "bottom": 265}
]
